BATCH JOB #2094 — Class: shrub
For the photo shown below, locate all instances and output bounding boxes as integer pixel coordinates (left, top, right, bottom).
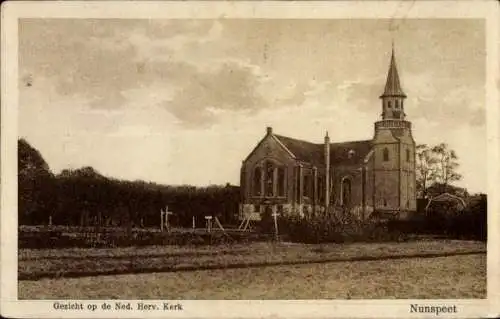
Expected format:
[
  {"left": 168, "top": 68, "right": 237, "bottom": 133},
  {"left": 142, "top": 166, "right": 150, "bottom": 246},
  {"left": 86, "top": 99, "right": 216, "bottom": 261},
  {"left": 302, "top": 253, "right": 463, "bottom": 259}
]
[
  {"left": 447, "top": 206, "right": 486, "bottom": 241},
  {"left": 386, "top": 195, "right": 486, "bottom": 241},
  {"left": 277, "top": 208, "right": 408, "bottom": 244}
]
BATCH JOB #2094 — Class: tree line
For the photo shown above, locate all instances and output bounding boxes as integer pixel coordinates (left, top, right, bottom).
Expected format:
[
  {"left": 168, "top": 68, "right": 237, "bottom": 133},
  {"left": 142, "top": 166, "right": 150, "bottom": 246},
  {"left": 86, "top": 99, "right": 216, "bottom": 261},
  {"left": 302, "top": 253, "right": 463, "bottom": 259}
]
[
  {"left": 19, "top": 138, "right": 484, "bottom": 228},
  {"left": 18, "top": 139, "right": 240, "bottom": 227}
]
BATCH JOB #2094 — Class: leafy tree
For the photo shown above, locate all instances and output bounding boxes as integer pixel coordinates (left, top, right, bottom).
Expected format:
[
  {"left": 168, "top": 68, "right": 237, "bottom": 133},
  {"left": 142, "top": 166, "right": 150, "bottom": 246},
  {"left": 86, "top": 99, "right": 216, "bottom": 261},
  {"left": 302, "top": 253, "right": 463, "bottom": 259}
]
[
  {"left": 415, "top": 144, "right": 438, "bottom": 198},
  {"left": 431, "top": 143, "right": 463, "bottom": 194},
  {"left": 416, "top": 143, "right": 463, "bottom": 198},
  {"left": 18, "top": 138, "right": 55, "bottom": 224}
]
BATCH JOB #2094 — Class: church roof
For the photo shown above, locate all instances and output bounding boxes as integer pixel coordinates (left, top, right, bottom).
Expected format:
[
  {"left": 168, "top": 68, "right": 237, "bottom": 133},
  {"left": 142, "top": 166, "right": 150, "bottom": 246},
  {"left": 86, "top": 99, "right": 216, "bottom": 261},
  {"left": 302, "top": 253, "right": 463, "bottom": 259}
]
[
  {"left": 330, "top": 140, "right": 373, "bottom": 165},
  {"left": 273, "top": 135, "right": 324, "bottom": 165},
  {"left": 381, "top": 47, "right": 406, "bottom": 98},
  {"left": 273, "top": 134, "right": 372, "bottom": 166}
]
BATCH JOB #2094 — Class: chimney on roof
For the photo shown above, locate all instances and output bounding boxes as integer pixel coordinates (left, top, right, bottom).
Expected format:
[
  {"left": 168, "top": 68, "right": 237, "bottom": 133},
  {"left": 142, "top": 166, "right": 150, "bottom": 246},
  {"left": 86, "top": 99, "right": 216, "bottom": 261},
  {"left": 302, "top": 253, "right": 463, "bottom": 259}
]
[{"left": 266, "top": 127, "right": 273, "bottom": 135}]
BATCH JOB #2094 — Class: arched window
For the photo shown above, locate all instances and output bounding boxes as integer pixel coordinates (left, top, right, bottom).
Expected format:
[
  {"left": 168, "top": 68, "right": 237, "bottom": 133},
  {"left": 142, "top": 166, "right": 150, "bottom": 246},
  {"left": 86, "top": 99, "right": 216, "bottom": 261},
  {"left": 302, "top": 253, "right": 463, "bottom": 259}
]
[
  {"left": 265, "top": 162, "right": 274, "bottom": 197},
  {"left": 383, "top": 198, "right": 387, "bottom": 206},
  {"left": 383, "top": 148, "right": 389, "bottom": 162},
  {"left": 253, "top": 167, "right": 262, "bottom": 196},
  {"left": 406, "top": 149, "right": 410, "bottom": 162},
  {"left": 395, "top": 100, "right": 399, "bottom": 109},
  {"left": 388, "top": 101, "right": 392, "bottom": 108},
  {"left": 277, "top": 167, "right": 286, "bottom": 197},
  {"left": 341, "top": 178, "right": 351, "bottom": 207}
]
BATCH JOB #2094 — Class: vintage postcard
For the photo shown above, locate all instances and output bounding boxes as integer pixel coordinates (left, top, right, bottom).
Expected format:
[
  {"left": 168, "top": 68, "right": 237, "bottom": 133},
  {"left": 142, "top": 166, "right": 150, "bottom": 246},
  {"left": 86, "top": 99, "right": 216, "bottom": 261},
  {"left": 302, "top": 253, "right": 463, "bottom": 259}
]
[{"left": 1, "top": 0, "right": 499, "bottom": 318}]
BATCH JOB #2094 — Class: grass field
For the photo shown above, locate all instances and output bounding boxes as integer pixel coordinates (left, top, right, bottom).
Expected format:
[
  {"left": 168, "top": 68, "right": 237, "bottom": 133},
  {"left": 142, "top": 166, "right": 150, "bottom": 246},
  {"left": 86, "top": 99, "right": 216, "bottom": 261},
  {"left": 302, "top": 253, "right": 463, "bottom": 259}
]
[
  {"left": 19, "top": 240, "right": 486, "bottom": 280},
  {"left": 19, "top": 254, "right": 486, "bottom": 299}
]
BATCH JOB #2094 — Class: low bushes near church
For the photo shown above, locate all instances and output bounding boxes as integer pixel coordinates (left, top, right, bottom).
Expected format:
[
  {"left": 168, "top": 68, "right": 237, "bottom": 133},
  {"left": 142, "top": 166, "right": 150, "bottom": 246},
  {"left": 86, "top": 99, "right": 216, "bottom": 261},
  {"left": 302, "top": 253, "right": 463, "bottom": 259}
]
[
  {"left": 261, "top": 208, "right": 408, "bottom": 244},
  {"left": 387, "top": 194, "right": 486, "bottom": 242}
]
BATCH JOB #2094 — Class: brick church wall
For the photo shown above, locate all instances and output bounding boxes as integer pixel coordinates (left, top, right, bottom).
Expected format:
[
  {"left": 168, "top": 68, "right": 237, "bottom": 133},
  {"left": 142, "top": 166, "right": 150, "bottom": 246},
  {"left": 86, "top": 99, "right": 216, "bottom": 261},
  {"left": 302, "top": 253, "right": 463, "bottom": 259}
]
[
  {"left": 331, "top": 165, "right": 364, "bottom": 207},
  {"left": 241, "top": 134, "right": 296, "bottom": 202}
]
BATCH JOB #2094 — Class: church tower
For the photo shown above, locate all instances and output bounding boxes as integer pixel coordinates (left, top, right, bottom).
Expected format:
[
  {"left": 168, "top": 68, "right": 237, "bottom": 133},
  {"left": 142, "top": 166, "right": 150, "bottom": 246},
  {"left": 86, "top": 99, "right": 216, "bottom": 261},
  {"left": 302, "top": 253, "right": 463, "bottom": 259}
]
[{"left": 372, "top": 46, "right": 416, "bottom": 217}]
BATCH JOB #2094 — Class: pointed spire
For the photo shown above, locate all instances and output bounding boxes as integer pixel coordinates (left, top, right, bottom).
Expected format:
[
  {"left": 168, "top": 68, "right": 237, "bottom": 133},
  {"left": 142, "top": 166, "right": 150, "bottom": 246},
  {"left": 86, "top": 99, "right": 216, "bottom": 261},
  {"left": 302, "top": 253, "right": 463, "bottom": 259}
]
[{"left": 381, "top": 44, "right": 406, "bottom": 98}]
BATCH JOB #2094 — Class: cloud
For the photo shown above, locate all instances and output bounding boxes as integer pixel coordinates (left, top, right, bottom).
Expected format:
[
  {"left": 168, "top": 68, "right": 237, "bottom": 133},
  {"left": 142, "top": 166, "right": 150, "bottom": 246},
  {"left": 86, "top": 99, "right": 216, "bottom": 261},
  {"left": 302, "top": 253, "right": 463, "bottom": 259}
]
[
  {"left": 126, "top": 20, "right": 224, "bottom": 63},
  {"left": 326, "top": 73, "right": 486, "bottom": 129},
  {"left": 339, "top": 79, "right": 383, "bottom": 114},
  {"left": 406, "top": 75, "right": 485, "bottom": 128},
  {"left": 20, "top": 19, "right": 274, "bottom": 128},
  {"left": 164, "top": 60, "right": 270, "bottom": 127},
  {"left": 19, "top": 18, "right": 486, "bottom": 131},
  {"left": 20, "top": 20, "right": 141, "bottom": 109},
  {"left": 19, "top": 19, "right": 226, "bottom": 112}
]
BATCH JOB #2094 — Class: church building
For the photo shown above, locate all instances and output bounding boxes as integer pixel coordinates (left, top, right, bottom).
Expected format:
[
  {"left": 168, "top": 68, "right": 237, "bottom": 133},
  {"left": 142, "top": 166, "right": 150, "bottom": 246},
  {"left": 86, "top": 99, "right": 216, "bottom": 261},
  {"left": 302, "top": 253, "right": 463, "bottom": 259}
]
[{"left": 239, "top": 48, "right": 417, "bottom": 221}]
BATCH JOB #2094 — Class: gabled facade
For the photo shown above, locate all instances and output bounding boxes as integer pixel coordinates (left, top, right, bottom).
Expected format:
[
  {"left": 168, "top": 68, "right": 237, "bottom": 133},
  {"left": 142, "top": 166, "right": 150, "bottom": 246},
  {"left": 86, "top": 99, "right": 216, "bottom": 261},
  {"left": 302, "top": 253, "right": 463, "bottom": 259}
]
[{"left": 240, "top": 48, "right": 416, "bottom": 220}]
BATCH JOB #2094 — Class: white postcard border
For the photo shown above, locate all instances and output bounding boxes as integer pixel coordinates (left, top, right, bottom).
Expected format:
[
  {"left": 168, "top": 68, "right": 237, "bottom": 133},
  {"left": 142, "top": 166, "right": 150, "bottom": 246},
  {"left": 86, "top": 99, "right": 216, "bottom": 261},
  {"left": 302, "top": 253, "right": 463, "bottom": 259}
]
[{"left": 1, "top": 1, "right": 499, "bottom": 318}]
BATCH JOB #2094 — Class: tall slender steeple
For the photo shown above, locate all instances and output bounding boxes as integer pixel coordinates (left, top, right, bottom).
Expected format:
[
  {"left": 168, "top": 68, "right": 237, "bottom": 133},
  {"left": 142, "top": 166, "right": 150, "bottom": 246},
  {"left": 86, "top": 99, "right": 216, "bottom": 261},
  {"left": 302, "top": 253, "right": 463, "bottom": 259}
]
[{"left": 380, "top": 44, "right": 406, "bottom": 120}]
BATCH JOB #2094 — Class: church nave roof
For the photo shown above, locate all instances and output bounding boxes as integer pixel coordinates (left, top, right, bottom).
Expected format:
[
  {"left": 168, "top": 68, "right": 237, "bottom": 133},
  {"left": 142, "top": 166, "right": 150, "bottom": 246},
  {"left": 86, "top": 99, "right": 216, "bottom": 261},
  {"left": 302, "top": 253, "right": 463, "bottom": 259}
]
[{"left": 273, "top": 134, "right": 372, "bottom": 167}]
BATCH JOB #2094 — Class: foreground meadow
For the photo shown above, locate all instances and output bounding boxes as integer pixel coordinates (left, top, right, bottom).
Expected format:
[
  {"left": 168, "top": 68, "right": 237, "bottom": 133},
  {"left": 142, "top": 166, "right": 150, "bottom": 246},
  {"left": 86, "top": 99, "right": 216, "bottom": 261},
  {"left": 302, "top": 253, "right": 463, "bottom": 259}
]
[
  {"left": 19, "top": 254, "right": 485, "bottom": 299},
  {"left": 18, "top": 240, "right": 485, "bottom": 280}
]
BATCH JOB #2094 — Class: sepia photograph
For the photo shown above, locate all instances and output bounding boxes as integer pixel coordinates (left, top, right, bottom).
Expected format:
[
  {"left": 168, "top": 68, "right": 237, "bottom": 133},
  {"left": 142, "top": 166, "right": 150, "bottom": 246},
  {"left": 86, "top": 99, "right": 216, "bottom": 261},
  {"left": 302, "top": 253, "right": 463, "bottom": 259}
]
[{"left": 1, "top": 1, "right": 498, "bottom": 318}]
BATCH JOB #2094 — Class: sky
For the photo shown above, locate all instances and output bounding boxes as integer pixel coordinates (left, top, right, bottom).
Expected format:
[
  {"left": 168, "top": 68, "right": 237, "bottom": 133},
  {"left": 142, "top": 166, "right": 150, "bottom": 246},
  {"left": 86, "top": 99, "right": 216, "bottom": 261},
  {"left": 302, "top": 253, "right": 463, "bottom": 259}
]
[{"left": 18, "top": 18, "right": 486, "bottom": 193}]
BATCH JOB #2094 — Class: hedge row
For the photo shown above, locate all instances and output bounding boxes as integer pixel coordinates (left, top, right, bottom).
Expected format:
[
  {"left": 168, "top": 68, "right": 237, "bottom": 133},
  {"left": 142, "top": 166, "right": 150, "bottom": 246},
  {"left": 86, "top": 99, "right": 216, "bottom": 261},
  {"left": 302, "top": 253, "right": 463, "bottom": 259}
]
[
  {"left": 387, "top": 211, "right": 486, "bottom": 241},
  {"left": 19, "top": 229, "right": 271, "bottom": 249}
]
